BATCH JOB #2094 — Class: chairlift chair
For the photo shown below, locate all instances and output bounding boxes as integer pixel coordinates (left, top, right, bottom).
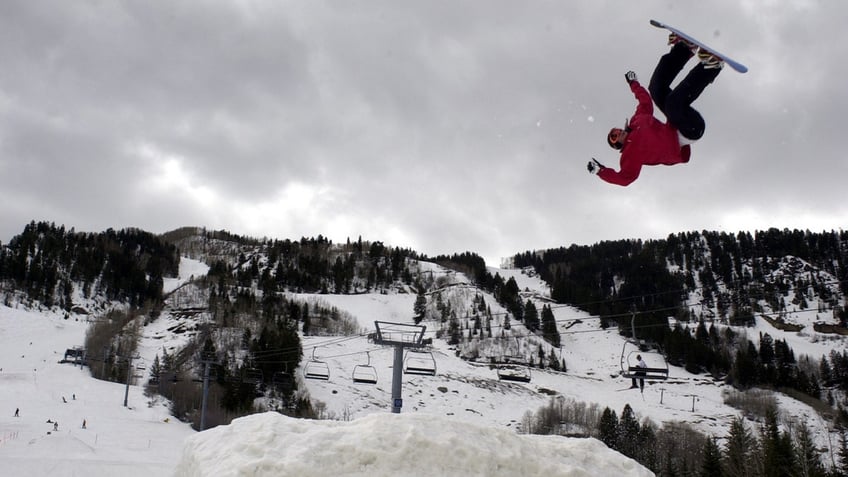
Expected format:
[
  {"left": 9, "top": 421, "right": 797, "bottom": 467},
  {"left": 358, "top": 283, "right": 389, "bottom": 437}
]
[
  {"left": 244, "top": 367, "right": 264, "bottom": 385},
  {"left": 497, "top": 364, "right": 531, "bottom": 383},
  {"left": 403, "top": 349, "right": 436, "bottom": 376},
  {"left": 352, "top": 351, "right": 378, "bottom": 385},
  {"left": 620, "top": 346, "right": 669, "bottom": 380},
  {"left": 304, "top": 347, "right": 331, "bottom": 381},
  {"left": 619, "top": 313, "right": 669, "bottom": 381},
  {"left": 271, "top": 371, "right": 294, "bottom": 393}
]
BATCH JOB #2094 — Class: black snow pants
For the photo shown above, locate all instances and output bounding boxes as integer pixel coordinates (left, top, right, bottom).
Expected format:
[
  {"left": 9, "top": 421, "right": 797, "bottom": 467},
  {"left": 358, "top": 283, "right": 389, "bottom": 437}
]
[{"left": 648, "top": 42, "right": 721, "bottom": 141}]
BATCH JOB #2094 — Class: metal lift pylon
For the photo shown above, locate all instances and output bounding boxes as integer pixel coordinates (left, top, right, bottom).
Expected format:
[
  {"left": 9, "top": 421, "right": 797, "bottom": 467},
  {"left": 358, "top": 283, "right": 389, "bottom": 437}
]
[{"left": 373, "top": 321, "right": 428, "bottom": 414}]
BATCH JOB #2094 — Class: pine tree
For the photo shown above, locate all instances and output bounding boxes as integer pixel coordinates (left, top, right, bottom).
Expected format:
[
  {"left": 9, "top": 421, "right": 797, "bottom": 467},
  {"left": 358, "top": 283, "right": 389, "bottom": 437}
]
[
  {"left": 299, "top": 302, "right": 311, "bottom": 336},
  {"left": 700, "top": 435, "right": 723, "bottom": 477},
  {"left": 499, "top": 276, "right": 523, "bottom": 322},
  {"left": 441, "top": 300, "right": 452, "bottom": 324},
  {"left": 161, "top": 347, "right": 174, "bottom": 372},
  {"left": 537, "top": 344, "right": 545, "bottom": 370},
  {"left": 524, "top": 300, "right": 540, "bottom": 332},
  {"left": 636, "top": 420, "right": 658, "bottom": 472},
  {"left": 598, "top": 407, "right": 619, "bottom": 450},
  {"left": 836, "top": 430, "right": 848, "bottom": 477},
  {"left": 62, "top": 278, "right": 73, "bottom": 312},
  {"left": 540, "top": 304, "right": 561, "bottom": 347},
  {"left": 696, "top": 318, "right": 709, "bottom": 344},
  {"left": 413, "top": 289, "right": 427, "bottom": 324},
  {"left": 792, "top": 421, "right": 825, "bottom": 477},
  {"left": 486, "top": 313, "right": 492, "bottom": 338},
  {"left": 731, "top": 341, "right": 759, "bottom": 388},
  {"left": 759, "top": 408, "right": 795, "bottom": 477},
  {"left": 760, "top": 332, "right": 776, "bottom": 380},
  {"left": 724, "top": 416, "right": 755, "bottom": 477},
  {"left": 448, "top": 311, "right": 461, "bottom": 346},
  {"left": 617, "top": 404, "right": 641, "bottom": 459},
  {"left": 149, "top": 354, "right": 162, "bottom": 383},
  {"left": 548, "top": 349, "right": 560, "bottom": 371}
]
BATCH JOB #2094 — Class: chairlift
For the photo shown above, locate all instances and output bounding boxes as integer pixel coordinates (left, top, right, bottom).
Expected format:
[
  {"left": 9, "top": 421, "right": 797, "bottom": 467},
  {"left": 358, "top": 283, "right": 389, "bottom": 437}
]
[
  {"left": 244, "top": 367, "right": 264, "bottom": 385},
  {"left": 497, "top": 364, "right": 531, "bottom": 383},
  {"left": 304, "top": 347, "right": 331, "bottom": 381},
  {"left": 403, "top": 349, "right": 436, "bottom": 376},
  {"left": 272, "top": 371, "right": 294, "bottom": 393},
  {"left": 619, "top": 313, "right": 669, "bottom": 381},
  {"left": 159, "top": 372, "right": 179, "bottom": 384},
  {"left": 352, "top": 351, "right": 378, "bottom": 385}
]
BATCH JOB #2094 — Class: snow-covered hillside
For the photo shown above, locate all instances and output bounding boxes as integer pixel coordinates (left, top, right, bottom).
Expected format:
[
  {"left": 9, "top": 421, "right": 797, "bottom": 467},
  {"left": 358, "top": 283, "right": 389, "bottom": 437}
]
[
  {"left": 0, "top": 306, "right": 195, "bottom": 476},
  {"left": 1, "top": 257, "right": 845, "bottom": 475},
  {"left": 293, "top": 265, "right": 846, "bottom": 444}
]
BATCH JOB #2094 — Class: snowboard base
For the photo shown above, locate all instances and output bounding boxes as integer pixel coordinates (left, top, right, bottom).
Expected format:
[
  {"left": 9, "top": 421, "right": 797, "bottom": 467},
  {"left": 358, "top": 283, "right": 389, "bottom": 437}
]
[{"left": 650, "top": 19, "right": 748, "bottom": 73}]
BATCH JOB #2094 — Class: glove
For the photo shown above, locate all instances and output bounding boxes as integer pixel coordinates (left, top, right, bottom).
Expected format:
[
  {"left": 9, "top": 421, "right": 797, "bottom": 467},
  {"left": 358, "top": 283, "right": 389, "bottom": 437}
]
[
  {"left": 587, "top": 158, "right": 605, "bottom": 175},
  {"left": 625, "top": 71, "right": 637, "bottom": 85}
]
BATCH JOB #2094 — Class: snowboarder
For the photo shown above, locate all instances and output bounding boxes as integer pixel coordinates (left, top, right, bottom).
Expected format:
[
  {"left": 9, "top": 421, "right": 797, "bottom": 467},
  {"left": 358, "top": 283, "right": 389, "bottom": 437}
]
[
  {"left": 588, "top": 34, "right": 724, "bottom": 186},
  {"left": 53, "top": 421, "right": 58, "bottom": 431},
  {"left": 82, "top": 419, "right": 86, "bottom": 429},
  {"left": 14, "top": 408, "right": 19, "bottom": 417},
  {"left": 630, "top": 355, "right": 648, "bottom": 392}
]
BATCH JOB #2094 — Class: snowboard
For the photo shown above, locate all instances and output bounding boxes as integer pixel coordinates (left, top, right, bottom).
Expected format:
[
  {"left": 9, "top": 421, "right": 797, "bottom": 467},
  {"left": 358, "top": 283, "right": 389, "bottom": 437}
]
[{"left": 650, "top": 19, "right": 748, "bottom": 73}]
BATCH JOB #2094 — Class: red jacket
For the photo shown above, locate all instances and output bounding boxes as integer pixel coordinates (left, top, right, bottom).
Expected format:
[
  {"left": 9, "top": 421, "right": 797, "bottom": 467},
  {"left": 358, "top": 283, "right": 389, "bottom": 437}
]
[{"left": 598, "top": 81, "right": 691, "bottom": 186}]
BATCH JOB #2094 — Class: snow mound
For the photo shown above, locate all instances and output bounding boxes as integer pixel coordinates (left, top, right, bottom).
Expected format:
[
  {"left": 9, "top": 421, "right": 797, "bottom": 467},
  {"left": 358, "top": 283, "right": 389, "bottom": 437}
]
[{"left": 174, "top": 412, "right": 652, "bottom": 477}]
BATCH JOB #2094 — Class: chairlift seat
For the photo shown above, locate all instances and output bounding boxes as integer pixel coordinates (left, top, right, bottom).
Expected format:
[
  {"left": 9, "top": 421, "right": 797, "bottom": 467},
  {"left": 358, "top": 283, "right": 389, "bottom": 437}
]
[
  {"left": 624, "top": 366, "right": 669, "bottom": 380},
  {"left": 352, "top": 365, "right": 378, "bottom": 384},
  {"left": 497, "top": 366, "right": 531, "bottom": 383},
  {"left": 619, "top": 315, "right": 670, "bottom": 381},
  {"left": 272, "top": 372, "right": 294, "bottom": 392},
  {"left": 351, "top": 351, "right": 378, "bottom": 384},
  {"left": 403, "top": 351, "right": 436, "bottom": 376},
  {"left": 244, "top": 368, "right": 264, "bottom": 384},
  {"left": 304, "top": 361, "right": 330, "bottom": 380},
  {"left": 304, "top": 347, "right": 331, "bottom": 381},
  {"left": 403, "top": 364, "right": 436, "bottom": 376}
]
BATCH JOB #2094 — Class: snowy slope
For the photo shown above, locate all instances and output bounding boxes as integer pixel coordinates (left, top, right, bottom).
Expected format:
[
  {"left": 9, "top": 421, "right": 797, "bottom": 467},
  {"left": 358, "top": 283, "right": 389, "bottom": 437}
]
[
  {"left": 0, "top": 259, "right": 208, "bottom": 476},
  {"left": 0, "top": 257, "right": 655, "bottom": 476},
  {"left": 1, "top": 257, "right": 845, "bottom": 475},
  {"left": 0, "top": 306, "right": 195, "bottom": 476},
  {"left": 294, "top": 264, "right": 847, "bottom": 454}
]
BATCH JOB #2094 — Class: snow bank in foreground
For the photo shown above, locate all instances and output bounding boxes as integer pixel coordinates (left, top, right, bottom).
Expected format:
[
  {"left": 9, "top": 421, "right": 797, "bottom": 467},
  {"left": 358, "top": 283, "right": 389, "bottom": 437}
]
[{"left": 173, "top": 412, "right": 652, "bottom": 477}]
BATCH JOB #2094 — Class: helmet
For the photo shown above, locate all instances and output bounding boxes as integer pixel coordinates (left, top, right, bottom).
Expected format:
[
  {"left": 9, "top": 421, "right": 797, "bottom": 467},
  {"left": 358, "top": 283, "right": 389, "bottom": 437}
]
[{"left": 607, "top": 128, "right": 625, "bottom": 150}]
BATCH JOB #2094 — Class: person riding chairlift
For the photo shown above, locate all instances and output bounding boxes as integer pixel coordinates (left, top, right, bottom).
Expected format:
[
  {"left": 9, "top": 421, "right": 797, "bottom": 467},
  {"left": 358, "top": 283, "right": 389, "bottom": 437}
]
[{"left": 630, "top": 354, "right": 648, "bottom": 392}]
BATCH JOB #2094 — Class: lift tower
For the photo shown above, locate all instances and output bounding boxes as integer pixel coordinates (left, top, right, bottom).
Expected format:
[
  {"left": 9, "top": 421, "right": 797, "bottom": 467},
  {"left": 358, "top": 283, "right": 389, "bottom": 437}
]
[{"left": 373, "top": 321, "right": 428, "bottom": 414}]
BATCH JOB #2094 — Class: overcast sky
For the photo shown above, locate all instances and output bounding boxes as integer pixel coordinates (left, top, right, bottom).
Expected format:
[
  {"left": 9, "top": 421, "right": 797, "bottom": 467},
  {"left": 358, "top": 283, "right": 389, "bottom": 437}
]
[{"left": 1, "top": 1, "right": 845, "bottom": 265}]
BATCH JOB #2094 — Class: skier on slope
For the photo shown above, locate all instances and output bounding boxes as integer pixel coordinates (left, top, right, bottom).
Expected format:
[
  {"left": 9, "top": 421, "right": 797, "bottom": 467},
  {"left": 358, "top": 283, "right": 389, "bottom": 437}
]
[{"left": 588, "top": 34, "right": 724, "bottom": 186}]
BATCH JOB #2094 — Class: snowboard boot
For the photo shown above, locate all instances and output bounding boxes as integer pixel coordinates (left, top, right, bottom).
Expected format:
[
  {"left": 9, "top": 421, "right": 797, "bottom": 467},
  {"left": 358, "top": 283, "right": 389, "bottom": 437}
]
[
  {"left": 697, "top": 48, "right": 724, "bottom": 70},
  {"left": 668, "top": 33, "right": 697, "bottom": 54}
]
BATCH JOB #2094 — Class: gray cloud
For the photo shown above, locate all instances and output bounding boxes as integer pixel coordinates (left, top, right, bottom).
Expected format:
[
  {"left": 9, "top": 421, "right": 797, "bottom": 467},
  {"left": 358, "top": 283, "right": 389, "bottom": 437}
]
[{"left": 1, "top": 1, "right": 844, "bottom": 264}]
